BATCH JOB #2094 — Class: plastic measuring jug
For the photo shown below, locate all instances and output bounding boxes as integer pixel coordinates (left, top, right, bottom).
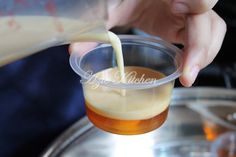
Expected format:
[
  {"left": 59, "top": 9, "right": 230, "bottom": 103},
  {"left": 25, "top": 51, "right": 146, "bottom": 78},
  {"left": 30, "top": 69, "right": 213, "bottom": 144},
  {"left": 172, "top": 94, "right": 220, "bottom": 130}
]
[{"left": 0, "top": 0, "right": 109, "bottom": 67}]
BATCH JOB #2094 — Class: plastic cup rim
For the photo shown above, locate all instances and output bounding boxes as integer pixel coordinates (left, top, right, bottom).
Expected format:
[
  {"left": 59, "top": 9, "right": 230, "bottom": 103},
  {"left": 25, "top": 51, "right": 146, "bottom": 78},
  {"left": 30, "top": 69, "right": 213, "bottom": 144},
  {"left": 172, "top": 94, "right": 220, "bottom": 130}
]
[{"left": 69, "top": 35, "right": 183, "bottom": 89}]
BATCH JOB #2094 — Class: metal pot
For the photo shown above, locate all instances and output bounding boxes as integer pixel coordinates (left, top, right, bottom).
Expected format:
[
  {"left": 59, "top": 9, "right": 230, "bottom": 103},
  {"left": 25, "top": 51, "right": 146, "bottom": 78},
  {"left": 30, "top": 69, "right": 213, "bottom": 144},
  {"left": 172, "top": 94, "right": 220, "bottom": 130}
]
[{"left": 41, "top": 87, "right": 236, "bottom": 157}]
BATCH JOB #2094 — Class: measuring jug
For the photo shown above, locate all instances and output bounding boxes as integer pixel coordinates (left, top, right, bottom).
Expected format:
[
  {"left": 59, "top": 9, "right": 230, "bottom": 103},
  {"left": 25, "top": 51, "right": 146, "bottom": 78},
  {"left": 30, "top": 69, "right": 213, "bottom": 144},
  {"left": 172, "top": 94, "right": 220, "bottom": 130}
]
[{"left": 0, "top": 0, "right": 108, "bottom": 67}]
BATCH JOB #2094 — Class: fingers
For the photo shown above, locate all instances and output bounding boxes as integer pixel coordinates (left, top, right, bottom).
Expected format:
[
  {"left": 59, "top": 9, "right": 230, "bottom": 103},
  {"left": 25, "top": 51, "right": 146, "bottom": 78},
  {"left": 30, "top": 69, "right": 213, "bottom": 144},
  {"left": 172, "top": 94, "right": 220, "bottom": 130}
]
[
  {"left": 107, "top": 0, "right": 143, "bottom": 29},
  {"left": 206, "top": 11, "right": 227, "bottom": 65},
  {"left": 179, "top": 10, "right": 226, "bottom": 87},
  {"left": 179, "top": 11, "right": 211, "bottom": 87},
  {"left": 69, "top": 42, "right": 98, "bottom": 56},
  {"left": 171, "top": 0, "right": 218, "bottom": 14}
]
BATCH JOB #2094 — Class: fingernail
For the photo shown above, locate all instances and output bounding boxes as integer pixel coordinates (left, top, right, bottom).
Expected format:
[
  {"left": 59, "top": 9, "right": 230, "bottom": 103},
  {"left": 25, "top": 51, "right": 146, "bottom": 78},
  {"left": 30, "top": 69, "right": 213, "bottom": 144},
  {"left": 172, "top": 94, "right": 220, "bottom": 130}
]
[
  {"left": 189, "top": 65, "right": 200, "bottom": 86},
  {"left": 172, "top": 2, "right": 189, "bottom": 14}
]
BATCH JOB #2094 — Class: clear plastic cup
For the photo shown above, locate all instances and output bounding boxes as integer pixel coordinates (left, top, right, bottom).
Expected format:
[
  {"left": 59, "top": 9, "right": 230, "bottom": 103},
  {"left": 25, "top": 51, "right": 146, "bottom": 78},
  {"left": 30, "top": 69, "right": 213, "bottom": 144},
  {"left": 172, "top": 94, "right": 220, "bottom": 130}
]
[
  {"left": 70, "top": 35, "right": 183, "bottom": 135},
  {"left": 211, "top": 132, "right": 236, "bottom": 157}
]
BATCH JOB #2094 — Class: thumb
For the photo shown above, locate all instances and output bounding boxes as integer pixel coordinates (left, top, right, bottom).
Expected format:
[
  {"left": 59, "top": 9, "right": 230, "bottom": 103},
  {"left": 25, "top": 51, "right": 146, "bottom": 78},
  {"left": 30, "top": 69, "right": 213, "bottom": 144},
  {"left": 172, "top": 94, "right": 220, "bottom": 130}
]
[{"left": 171, "top": 0, "right": 218, "bottom": 14}]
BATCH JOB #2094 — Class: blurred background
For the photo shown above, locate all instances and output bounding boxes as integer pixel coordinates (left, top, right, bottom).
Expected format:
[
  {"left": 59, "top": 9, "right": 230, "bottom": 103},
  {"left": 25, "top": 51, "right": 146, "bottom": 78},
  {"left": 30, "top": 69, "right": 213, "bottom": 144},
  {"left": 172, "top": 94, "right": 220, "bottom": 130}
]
[{"left": 0, "top": 0, "right": 236, "bottom": 157}]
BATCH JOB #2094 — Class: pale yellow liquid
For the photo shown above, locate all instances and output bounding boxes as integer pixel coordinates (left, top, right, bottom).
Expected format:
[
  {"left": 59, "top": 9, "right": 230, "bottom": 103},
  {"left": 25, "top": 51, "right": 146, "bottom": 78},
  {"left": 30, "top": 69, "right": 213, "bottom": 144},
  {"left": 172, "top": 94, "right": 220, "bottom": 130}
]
[
  {"left": 84, "top": 67, "right": 173, "bottom": 120},
  {"left": 84, "top": 66, "right": 173, "bottom": 134},
  {"left": 0, "top": 16, "right": 125, "bottom": 83}
]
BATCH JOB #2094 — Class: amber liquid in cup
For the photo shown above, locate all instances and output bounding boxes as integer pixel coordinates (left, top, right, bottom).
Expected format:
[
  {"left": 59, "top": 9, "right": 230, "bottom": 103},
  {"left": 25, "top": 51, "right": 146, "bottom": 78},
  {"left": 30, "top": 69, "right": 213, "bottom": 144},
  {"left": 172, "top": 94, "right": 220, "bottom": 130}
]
[{"left": 83, "top": 66, "right": 173, "bottom": 135}]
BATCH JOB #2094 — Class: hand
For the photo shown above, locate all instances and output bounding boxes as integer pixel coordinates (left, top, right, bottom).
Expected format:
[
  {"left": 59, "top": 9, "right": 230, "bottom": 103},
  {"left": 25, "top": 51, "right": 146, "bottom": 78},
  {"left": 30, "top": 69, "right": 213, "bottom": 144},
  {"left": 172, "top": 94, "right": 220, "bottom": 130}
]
[{"left": 70, "top": 0, "right": 226, "bottom": 87}]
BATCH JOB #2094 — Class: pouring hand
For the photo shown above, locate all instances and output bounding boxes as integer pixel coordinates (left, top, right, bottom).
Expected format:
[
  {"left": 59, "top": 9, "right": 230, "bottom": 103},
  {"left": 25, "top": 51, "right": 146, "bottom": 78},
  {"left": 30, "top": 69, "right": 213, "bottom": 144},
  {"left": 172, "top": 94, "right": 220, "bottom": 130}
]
[{"left": 70, "top": 0, "right": 226, "bottom": 87}]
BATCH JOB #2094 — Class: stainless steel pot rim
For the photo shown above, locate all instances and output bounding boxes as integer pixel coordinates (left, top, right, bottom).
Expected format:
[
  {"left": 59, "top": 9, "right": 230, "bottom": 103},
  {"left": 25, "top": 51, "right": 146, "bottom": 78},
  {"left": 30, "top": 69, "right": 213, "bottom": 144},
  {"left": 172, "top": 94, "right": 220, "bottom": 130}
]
[
  {"left": 41, "top": 87, "right": 236, "bottom": 157},
  {"left": 171, "top": 87, "right": 236, "bottom": 103}
]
